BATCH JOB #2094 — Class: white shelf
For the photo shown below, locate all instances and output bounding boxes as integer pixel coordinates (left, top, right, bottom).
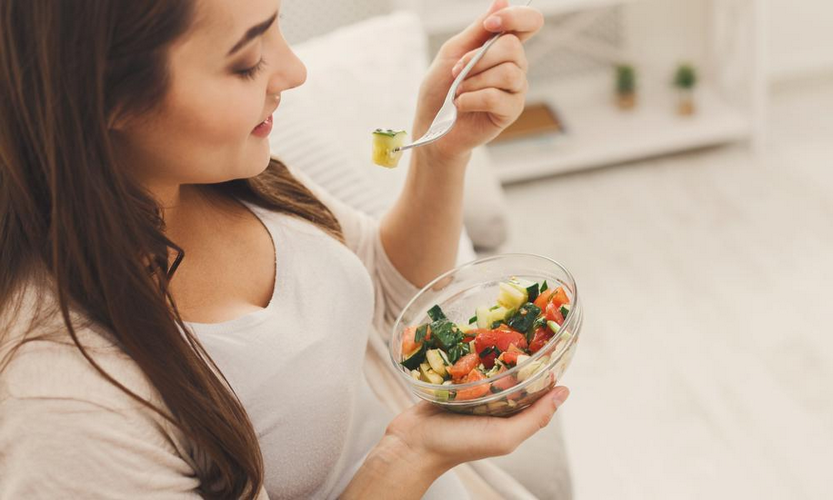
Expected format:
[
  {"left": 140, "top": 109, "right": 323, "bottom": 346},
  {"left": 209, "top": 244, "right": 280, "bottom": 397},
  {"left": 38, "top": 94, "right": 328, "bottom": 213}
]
[
  {"left": 416, "top": 0, "right": 638, "bottom": 34},
  {"left": 487, "top": 75, "right": 752, "bottom": 183}
]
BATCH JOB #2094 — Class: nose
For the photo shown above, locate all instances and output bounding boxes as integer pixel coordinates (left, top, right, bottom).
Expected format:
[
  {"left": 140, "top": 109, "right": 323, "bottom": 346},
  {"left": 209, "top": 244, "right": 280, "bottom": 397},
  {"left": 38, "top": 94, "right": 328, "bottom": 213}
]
[{"left": 266, "top": 40, "right": 307, "bottom": 95}]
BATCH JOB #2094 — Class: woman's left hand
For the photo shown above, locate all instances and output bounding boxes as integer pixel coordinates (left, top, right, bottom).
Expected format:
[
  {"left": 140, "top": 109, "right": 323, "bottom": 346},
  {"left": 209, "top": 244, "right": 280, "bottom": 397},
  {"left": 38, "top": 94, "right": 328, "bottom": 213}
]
[{"left": 412, "top": 0, "right": 544, "bottom": 162}]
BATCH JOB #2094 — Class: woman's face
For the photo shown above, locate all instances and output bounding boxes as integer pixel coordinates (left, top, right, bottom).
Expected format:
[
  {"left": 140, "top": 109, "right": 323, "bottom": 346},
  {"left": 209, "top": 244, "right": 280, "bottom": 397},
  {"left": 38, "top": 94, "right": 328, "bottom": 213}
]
[{"left": 114, "top": 0, "right": 304, "bottom": 197}]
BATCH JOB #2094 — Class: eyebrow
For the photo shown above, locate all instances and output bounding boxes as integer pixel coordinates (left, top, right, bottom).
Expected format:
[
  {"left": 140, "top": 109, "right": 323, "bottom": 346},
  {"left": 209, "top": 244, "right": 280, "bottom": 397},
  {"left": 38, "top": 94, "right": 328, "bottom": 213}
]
[{"left": 227, "top": 12, "right": 278, "bottom": 57}]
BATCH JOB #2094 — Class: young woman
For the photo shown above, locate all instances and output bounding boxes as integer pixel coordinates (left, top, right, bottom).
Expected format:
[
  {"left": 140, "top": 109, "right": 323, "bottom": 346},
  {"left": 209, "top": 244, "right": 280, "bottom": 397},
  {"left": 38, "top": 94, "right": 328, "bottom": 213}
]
[{"left": 0, "top": 0, "right": 567, "bottom": 498}]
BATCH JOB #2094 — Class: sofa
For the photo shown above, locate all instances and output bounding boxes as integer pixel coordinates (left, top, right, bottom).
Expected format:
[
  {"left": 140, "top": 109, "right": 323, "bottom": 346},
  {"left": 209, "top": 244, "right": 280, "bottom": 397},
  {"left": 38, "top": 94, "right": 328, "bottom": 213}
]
[{"left": 269, "top": 6, "right": 572, "bottom": 500}]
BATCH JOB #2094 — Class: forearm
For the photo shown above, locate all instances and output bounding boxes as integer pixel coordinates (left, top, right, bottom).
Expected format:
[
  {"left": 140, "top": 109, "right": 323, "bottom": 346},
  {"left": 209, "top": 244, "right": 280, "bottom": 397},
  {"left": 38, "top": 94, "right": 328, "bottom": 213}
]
[
  {"left": 379, "top": 147, "right": 471, "bottom": 288},
  {"left": 340, "top": 435, "right": 443, "bottom": 500}
]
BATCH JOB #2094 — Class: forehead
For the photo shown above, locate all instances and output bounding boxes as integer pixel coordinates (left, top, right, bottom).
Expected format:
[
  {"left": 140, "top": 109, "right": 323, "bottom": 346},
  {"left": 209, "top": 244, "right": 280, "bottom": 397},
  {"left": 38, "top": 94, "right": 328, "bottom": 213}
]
[{"left": 189, "top": 0, "right": 280, "bottom": 46}]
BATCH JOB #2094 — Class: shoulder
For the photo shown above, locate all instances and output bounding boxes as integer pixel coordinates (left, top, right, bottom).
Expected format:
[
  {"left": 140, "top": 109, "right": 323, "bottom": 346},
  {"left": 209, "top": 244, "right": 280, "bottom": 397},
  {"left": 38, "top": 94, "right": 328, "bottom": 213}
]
[
  {"left": 0, "top": 282, "right": 202, "bottom": 497},
  {"left": 1, "top": 281, "right": 158, "bottom": 408}
]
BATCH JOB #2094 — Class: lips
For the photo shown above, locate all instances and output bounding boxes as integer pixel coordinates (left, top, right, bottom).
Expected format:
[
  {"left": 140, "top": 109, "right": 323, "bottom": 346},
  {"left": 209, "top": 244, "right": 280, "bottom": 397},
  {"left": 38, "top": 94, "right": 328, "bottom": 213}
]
[
  {"left": 252, "top": 96, "right": 280, "bottom": 138},
  {"left": 252, "top": 115, "right": 273, "bottom": 138}
]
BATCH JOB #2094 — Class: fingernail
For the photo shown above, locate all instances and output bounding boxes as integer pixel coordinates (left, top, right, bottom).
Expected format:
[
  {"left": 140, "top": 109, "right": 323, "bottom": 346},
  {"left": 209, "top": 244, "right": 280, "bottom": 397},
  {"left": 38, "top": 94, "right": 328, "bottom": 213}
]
[
  {"left": 485, "top": 16, "right": 502, "bottom": 30},
  {"left": 452, "top": 61, "right": 463, "bottom": 77},
  {"left": 552, "top": 387, "right": 570, "bottom": 406}
]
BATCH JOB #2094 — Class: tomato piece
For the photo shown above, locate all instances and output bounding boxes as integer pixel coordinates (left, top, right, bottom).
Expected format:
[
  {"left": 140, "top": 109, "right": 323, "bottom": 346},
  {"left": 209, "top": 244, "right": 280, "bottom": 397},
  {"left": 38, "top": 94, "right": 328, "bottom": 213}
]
[
  {"left": 551, "top": 286, "right": 570, "bottom": 308},
  {"left": 455, "top": 369, "right": 490, "bottom": 401},
  {"left": 448, "top": 353, "right": 479, "bottom": 382},
  {"left": 529, "top": 326, "right": 554, "bottom": 354},
  {"left": 545, "top": 302, "right": 564, "bottom": 325},
  {"left": 533, "top": 288, "right": 555, "bottom": 309},
  {"left": 401, "top": 326, "right": 422, "bottom": 354},
  {"left": 474, "top": 329, "right": 528, "bottom": 369},
  {"left": 502, "top": 344, "right": 525, "bottom": 365}
]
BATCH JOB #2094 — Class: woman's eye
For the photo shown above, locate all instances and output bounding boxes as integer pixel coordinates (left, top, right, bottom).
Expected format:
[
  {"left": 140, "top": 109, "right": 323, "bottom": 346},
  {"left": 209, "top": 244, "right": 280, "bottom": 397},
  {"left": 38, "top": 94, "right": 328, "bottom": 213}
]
[{"left": 236, "top": 58, "right": 266, "bottom": 80}]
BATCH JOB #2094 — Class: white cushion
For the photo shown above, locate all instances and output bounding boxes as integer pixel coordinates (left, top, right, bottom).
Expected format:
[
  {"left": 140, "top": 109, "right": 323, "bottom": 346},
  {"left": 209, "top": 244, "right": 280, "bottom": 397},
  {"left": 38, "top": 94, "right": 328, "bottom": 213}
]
[{"left": 270, "top": 11, "right": 507, "bottom": 252}]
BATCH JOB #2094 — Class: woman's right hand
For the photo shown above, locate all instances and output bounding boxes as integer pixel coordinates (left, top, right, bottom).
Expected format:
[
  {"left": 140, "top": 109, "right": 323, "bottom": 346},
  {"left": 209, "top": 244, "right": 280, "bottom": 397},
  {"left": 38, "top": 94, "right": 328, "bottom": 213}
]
[{"left": 387, "top": 386, "right": 570, "bottom": 473}]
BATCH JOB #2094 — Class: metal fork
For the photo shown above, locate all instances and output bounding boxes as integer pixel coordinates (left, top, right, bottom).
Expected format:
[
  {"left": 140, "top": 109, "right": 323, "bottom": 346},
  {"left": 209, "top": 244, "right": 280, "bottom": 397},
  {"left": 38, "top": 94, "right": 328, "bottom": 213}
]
[{"left": 394, "top": 0, "right": 533, "bottom": 154}]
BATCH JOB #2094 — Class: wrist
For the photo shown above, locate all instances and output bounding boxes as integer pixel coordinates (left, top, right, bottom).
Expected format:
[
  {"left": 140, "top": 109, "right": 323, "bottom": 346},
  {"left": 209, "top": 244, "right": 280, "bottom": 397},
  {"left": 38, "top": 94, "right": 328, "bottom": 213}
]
[
  {"left": 410, "top": 143, "right": 471, "bottom": 174},
  {"left": 341, "top": 434, "right": 446, "bottom": 500}
]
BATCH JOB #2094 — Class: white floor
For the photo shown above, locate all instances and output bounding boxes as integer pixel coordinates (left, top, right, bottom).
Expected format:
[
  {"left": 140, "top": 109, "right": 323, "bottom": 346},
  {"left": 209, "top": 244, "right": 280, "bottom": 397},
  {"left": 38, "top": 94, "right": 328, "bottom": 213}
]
[{"left": 497, "top": 76, "right": 833, "bottom": 499}]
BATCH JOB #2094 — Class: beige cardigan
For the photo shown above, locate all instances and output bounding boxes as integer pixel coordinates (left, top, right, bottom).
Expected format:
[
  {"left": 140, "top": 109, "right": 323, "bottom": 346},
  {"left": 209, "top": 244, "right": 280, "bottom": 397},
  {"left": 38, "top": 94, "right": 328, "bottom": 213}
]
[{"left": 0, "top": 171, "right": 543, "bottom": 499}]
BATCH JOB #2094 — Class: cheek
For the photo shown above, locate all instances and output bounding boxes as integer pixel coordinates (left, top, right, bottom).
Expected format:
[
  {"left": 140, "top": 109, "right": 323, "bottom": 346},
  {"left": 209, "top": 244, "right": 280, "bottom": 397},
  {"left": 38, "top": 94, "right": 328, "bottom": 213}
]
[{"left": 127, "top": 78, "right": 268, "bottom": 186}]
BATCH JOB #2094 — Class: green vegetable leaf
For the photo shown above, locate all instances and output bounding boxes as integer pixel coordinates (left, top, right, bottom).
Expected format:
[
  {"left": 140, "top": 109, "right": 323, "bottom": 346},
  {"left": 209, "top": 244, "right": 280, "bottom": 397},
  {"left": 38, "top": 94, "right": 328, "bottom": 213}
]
[
  {"left": 468, "top": 315, "right": 477, "bottom": 325},
  {"left": 430, "top": 319, "right": 462, "bottom": 350},
  {"left": 526, "top": 283, "right": 540, "bottom": 303},
  {"left": 447, "top": 342, "right": 471, "bottom": 365},
  {"left": 541, "top": 280, "right": 549, "bottom": 292},
  {"left": 479, "top": 345, "right": 501, "bottom": 359}
]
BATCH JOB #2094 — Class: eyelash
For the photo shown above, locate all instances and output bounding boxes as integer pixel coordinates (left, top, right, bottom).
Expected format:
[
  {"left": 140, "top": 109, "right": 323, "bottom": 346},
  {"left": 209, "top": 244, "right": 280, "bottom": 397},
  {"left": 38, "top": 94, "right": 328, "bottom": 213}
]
[
  {"left": 234, "top": 13, "right": 283, "bottom": 80},
  {"left": 237, "top": 58, "right": 266, "bottom": 80}
]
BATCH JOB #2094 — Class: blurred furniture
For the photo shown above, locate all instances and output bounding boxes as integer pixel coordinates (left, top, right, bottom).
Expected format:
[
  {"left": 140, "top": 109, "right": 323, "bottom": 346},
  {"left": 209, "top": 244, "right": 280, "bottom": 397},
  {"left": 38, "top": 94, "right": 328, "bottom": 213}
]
[{"left": 397, "top": 0, "right": 768, "bottom": 183}]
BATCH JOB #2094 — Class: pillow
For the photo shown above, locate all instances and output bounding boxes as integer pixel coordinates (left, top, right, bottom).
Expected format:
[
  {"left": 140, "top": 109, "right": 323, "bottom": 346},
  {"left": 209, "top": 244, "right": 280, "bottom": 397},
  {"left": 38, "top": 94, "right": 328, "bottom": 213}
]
[{"left": 270, "top": 11, "right": 507, "bottom": 252}]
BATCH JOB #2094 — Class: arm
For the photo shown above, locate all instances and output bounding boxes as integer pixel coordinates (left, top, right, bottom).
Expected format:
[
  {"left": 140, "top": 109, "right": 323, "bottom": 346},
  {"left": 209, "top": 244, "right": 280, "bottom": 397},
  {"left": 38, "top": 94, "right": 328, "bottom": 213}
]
[
  {"left": 380, "top": 0, "right": 544, "bottom": 287},
  {"left": 0, "top": 396, "right": 204, "bottom": 499}
]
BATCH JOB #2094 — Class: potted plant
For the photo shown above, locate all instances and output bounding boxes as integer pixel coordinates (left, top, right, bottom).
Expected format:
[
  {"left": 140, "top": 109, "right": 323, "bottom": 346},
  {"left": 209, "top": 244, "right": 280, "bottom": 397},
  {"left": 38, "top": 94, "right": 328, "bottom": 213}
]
[
  {"left": 673, "top": 63, "right": 697, "bottom": 116},
  {"left": 615, "top": 64, "right": 637, "bottom": 110}
]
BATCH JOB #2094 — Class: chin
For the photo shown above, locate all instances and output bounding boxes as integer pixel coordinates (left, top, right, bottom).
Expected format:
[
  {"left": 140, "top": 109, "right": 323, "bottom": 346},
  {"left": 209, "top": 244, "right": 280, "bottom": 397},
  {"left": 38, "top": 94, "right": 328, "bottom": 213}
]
[{"left": 235, "top": 145, "right": 273, "bottom": 181}]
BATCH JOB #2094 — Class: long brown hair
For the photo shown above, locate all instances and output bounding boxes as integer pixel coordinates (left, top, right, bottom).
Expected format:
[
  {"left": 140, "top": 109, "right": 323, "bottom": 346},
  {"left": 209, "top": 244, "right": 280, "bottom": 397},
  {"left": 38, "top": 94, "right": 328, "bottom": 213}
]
[{"left": 0, "top": 1, "right": 341, "bottom": 498}]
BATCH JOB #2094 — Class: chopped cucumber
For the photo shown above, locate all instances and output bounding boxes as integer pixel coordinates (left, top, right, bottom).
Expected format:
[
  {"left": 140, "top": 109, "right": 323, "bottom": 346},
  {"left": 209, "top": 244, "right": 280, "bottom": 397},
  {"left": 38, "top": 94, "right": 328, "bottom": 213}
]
[
  {"left": 372, "top": 129, "right": 407, "bottom": 168},
  {"left": 476, "top": 306, "right": 491, "bottom": 329},
  {"left": 506, "top": 303, "right": 541, "bottom": 334},
  {"left": 559, "top": 304, "right": 571, "bottom": 318},
  {"left": 508, "top": 278, "right": 538, "bottom": 303},
  {"left": 498, "top": 282, "right": 526, "bottom": 310},
  {"left": 401, "top": 343, "right": 427, "bottom": 370},
  {"left": 419, "top": 362, "right": 444, "bottom": 385},
  {"left": 488, "top": 306, "right": 510, "bottom": 325},
  {"left": 547, "top": 320, "right": 561, "bottom": 335},
  {"left": 434, "top": 388, "right": 450, "bottom": 401},
  {"left": 427, "top": 304, "right": 446, "bottom": 321},
  {"left": 410, "top": 369, "right": 421, "bottom": 380},
  {"left": 426, "top": 349, "right": 448, "bottom": 377}
]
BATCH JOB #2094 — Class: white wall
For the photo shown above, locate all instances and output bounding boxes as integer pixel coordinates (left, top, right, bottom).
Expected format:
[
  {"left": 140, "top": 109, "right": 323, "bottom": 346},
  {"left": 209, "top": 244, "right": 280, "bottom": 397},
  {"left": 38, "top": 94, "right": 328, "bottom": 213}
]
[{"left": 768, "top": 0, "right": 833, "bottom": 80}]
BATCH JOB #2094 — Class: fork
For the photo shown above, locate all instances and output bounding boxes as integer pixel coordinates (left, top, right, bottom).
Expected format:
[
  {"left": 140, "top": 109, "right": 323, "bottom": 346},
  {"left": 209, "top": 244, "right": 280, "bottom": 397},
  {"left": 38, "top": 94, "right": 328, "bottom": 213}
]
[{"left": 394, "top": 0, "right": 533, "bottom": 154}]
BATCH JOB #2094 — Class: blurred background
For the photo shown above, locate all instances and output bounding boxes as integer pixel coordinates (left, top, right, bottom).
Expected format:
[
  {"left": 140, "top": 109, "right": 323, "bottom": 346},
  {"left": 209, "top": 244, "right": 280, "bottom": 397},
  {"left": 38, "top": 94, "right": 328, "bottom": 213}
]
[{"left": 269, "top": 1, "right": 831, "bottom": 498}]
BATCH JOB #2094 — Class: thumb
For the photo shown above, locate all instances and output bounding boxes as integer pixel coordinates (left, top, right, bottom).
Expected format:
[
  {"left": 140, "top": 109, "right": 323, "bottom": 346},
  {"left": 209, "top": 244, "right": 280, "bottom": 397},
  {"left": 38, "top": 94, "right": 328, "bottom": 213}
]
[
  {"left": 497, "top": 386, "right": 570, "bottom": 445},
  {"left": 450, "top": 0, "right": 510, "bottom": 51}
]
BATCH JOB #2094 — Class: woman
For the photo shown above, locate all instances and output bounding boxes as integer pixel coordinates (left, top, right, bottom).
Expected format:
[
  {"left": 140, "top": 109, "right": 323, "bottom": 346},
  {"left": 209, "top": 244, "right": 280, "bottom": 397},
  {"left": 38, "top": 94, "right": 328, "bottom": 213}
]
[{"left": 0, "top": 0, "right": 566, "bottom": 498}]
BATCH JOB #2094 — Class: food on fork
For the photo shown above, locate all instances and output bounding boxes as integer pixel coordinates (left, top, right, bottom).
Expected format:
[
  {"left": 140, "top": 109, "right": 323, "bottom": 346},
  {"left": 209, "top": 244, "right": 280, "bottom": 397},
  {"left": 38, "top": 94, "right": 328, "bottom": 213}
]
[{"left": 372, "top": 129, "right": 407, "bottom": 168}]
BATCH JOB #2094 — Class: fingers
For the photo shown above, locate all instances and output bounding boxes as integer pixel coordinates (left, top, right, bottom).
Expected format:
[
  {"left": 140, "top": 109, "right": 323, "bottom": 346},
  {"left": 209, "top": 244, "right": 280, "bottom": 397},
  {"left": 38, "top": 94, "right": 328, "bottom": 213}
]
[
  {"left": 483, "top": 4, "right": 546, "bottom": 43},
  {"left": 454, "top": 87, "right": 525, "bottom": 124},
  {"left": 455, "top": 61, "right": 528, "bottom": 96},
  {"left": 453, "top": 0, "right": 512, "bottom": 49},
  {"left": 491, "top": 387, "right": 570, "bottom": 453},
  {"left": 453, "top": 33, "right": 528, "bottom": 79}
]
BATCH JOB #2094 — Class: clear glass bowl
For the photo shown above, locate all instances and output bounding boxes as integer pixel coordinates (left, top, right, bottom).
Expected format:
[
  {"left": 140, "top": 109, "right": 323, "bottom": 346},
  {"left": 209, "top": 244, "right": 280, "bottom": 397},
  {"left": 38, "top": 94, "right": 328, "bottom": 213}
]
[{"left": 390, "top": 253, "right": 582, "bottom": 417}]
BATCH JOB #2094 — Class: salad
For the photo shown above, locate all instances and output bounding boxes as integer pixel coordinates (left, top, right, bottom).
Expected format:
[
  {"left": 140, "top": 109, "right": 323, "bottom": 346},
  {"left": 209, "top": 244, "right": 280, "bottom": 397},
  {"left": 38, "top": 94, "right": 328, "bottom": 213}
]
[{"left": 400, "top": 278, "right": 572, "bottom": 403}]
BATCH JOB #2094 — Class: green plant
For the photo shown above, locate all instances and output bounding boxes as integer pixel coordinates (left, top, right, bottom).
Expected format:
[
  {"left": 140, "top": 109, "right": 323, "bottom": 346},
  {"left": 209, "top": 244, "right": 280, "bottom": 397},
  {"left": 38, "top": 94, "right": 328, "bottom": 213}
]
[
  {"left": 615, "top": 64, "right": 636, "bottom": 94},
  {"left": 674, "top": 63, "right": 697, "bottom": 90}
]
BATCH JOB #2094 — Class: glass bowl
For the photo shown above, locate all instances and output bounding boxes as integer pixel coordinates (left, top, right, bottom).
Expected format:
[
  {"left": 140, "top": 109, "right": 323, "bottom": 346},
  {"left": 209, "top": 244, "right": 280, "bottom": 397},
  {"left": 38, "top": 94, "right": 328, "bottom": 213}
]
[{"left": 390, "top": 253, "right": 582, "bottom": 417}]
